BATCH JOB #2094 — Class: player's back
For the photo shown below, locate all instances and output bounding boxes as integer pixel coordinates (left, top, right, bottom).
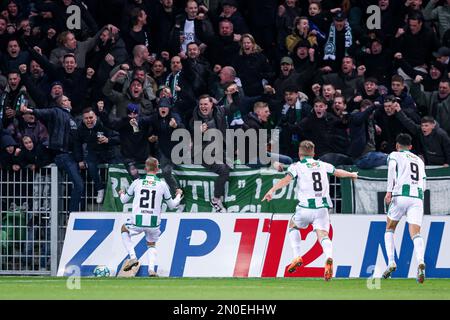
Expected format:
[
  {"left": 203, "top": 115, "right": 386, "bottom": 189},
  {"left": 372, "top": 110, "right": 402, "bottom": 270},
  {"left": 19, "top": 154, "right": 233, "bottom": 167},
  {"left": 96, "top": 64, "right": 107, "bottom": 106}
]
[
  {"left": 130, "top": 174, "right": 171, "bottom": 227},
  {"left": 388, "top": 151, "right": 426, "bottom": 199},
  {"left": 288, "top": 157, "right": 335, "bottom": 209}
]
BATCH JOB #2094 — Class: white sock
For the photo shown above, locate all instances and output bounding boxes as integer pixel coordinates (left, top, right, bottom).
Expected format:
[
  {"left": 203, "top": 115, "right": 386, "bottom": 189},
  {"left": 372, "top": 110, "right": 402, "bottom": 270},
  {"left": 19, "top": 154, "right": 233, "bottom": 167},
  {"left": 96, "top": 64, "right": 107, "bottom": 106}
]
[
  {"left": 384, "top": 230, "right": 395, "bottom": 265},
  {"left": 121, "top": 232, "right": 136, "bottom": 260},
  {"left": 412, "top": 234, "right": 425, "bottom": 265},
  {"left": 320, "top": 237, "right": 333, "bottom": 260},
  {"left": 147, "top": 246, "right": 157, "bottom": 273},
  {"left": 288, "top": 228, "right": 302, "bottom": 257}
]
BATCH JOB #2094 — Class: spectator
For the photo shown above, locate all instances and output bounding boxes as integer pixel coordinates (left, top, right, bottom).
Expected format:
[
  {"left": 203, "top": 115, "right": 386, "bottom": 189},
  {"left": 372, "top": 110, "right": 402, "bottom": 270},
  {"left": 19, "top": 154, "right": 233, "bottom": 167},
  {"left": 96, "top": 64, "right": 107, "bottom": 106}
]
[
  {"left": 50, "top": 25, "right": 118, "bottom": 68},
  {"left": 150, "top": 59, "right": 169, "bottom": 87},
  {"left": 232, "top": 34, "right": 274, "bottom": 97},
  {"left": 209, "top": 19, "right": 241, "bottom": 71},
  {"left": 141, "top": 97, "right": 184, "bottom": 196},
  {"left": 423, "top": 0, "right": 450, "bottom": 42},
  {"left": 74, "top": 107, "right": 121, "bottom": 204},
  {"left": 123, "top": 7, "right": 151, "bottom": 53},
  {"left": 103, "top": 68, "right": 154, "bottom": 117},
  {"left": 277, "top": 85, "right": 312, "bottom": 160},
  {"left": 169, "top": 0, "right": 214, "bottom": 58},
  {"left": 57, "top": 0, "right": 98, "bottom": 40},
  {"left": 189, "top": 94, "right": 239, "bottom": 212},
  {"left": 120, "top": 66, "right": 157, "bottom": 101},
  {"left": 374, "top": 95, "right": 420, "bottom": 153},
  {"left": 276, "top": 0, "right": 302, "bottom": 55},
  {"left": 395, "top": 105, "right": 450, "bottom": 166},
  {"left": 0, "top": 132, "right": 21, "bottom": 170},
  {"left": 17, "top": 135, "right": 52, "bottom": 211},
  {"left": 380, "top": 74, "right": 417, "bottom": 111},
  {"left": 318, "top": 56, "right": 365, "bottom": 102},
  {"left": 432, "top": 46, "right": 450, "bottom": 74},
  {"left": 20, "top": 96, "right": 84, "bottom": 213},
  {"left": 286, "top": 16, "right": 322, "bottom": 54},
  {"left": 0, "top": 70, "right": 35, "bottom": 128},
  {"left": 97, "top": 101, "right": 152, "bottom": 180},
  {"left": 217, "top": 0, "right": 249, "bottom": 36},
  {"left": 7, "top": 111, "right": 48, "bottom": 147},
  {"left": 273, "top": 56, "right": 302, "bottom": 101},
  {"left": 151, "top": 0, "right": 180, "bottom": 54},
  {"left": 410, "top": 76, "right": 450, "bottom": 137},
  {"left": 17, "top": 60, "right": 52, "bottom": 107},
  {"left": 356, "top": 37, "right": 394, "bottom": 87},
  {"left": 394, "top": 11, "right": 440, "bottom": 86},
  {"left": 0, "top": 38, "right": 31, "bottom": 74},
  {"left": 349, "top": 77, "right": 382, "bottom": 112},
  {"left": 349, "top": 99, "right": 388, "bottom": 169},
  {"left": 322, "top": 11, "right": 355, "bottom": 72},
  {"left": 298, "top": 96, "right": 352, "bottom": 166}
]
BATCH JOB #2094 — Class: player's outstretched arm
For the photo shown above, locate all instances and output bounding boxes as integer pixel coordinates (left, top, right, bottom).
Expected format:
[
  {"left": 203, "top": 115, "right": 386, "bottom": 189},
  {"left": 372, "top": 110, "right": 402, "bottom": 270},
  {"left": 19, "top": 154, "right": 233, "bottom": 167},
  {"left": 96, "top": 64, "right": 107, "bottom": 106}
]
[
  {"left": 118, "top": 189, "right": 131, "bottom": 204},
  {"left": 334, "top": 169, "right": 358, "bottom": 180},
  {"left": 166, "top": 188, "right": 183, "bottom": 209},
  {"left": 262, "top": 174, "right": 292, "bottom": 202}
]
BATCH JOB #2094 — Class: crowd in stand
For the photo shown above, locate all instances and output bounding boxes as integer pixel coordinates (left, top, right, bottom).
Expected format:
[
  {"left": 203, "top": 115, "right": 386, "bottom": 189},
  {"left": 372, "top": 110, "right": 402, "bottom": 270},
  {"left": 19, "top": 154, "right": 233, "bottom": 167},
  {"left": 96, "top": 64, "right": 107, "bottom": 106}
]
[{"left": 1, "top": 0, "right": 450, "bottom": 213}]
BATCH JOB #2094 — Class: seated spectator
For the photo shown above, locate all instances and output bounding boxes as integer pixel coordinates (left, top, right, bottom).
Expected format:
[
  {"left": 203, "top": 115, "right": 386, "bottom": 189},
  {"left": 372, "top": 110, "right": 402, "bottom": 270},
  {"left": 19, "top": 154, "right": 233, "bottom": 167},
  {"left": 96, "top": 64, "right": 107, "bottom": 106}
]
[
  {"left": 74, "top": 107, "right": 121, "bottom": 204},
  {"left": 394, "top": 104, "right": 450, "bottom": 166},
  {"left": 189, "top": 94, "right": 238, "bottom": 212}
]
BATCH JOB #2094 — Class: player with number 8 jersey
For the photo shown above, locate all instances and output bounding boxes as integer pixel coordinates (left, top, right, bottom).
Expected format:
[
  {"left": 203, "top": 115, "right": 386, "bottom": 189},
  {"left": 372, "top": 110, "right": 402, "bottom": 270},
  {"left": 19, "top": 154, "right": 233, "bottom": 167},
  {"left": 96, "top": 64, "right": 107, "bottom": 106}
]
[
  {"left": 118, "top": 157, "right": 183, "bottom": 276},
  {"left": 262, "top": 141, "right": 358, "bottom": 281}
]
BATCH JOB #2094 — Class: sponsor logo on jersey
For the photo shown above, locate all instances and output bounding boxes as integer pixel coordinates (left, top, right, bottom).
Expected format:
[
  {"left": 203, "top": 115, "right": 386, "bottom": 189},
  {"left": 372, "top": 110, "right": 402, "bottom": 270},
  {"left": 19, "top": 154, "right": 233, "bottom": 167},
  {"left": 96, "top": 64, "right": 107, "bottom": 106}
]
[{"left": 306, "top": 162, "right": 320, "bottom": 169}]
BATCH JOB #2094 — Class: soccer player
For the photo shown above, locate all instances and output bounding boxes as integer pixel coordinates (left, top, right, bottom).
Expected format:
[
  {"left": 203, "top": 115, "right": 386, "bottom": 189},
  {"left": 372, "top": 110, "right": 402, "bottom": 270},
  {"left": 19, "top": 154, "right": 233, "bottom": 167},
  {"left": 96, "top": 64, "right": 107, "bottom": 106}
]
[
  {"left": 118, "top": 157, "right": 183, "bottom": 276},
  {"left": 262, "top": 141, "right": 358, "bottom": 281},
  {"left": 383, "top": 133, "right": 427, "bottom": 283}
]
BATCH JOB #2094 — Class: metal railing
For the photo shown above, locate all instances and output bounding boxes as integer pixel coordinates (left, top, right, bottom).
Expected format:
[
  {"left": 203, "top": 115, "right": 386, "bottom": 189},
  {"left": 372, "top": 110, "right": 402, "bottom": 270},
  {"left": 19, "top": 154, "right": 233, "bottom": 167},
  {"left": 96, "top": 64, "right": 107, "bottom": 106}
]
[{"left": 0, "top": 165, "right": 342, "bottom": 275}]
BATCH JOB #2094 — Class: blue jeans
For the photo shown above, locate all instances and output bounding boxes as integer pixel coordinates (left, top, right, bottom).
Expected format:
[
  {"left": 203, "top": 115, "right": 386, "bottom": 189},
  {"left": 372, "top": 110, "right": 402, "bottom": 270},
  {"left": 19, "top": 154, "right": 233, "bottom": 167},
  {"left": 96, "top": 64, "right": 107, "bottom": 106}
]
[
  {"left": 54, "top": 153, "right": 84, "bottom": 213},
  {"left": 355, "top": 152, "right": 388, "bottom": 169}
]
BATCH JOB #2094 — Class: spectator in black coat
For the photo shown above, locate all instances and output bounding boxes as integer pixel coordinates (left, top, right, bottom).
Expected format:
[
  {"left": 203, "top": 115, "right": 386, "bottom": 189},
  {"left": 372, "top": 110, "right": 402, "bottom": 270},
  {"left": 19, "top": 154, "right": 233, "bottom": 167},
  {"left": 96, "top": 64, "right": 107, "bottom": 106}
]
[
  {"left": 357, "top": 38, "right": 394, "bottom": 87},
  {"left": 20, "top": 95, "right": 84, "bottom": 213},
  {"left": 0, "top": 38, "right": 31, "bottom": 74},
  {"left": 232, "top": 34, "right": 274, "bottom": 97},
  {"left": 17, "top": 135, "right": 52, "bottom": 170},
  {"left": 141, "top": 97, "right": 184, "bottom": 195},
  {"left": 394, "top": 105, "right": 450, "bottom": 166},
  {"left": 0, "top": 132, "right": 21, "bottom": 170},
  {"left": 74, "top": 107, "right": 121, "bottom": 204},
  {"left": 97, "top": 101, "right": 152, "bottom": 180},
  {"left": 209, "top": 19, "right": 241, "bottom": 71}
]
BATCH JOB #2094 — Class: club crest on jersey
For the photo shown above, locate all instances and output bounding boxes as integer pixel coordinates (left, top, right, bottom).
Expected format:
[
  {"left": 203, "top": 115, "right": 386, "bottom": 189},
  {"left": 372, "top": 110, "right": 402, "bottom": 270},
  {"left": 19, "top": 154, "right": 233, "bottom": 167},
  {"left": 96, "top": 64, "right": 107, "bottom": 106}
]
[
  {"left": 142, "top": 179, "right": 156, "bottom": 187},
  {"left": 306, "top": 162, "right": 320, "bottom": 169}
]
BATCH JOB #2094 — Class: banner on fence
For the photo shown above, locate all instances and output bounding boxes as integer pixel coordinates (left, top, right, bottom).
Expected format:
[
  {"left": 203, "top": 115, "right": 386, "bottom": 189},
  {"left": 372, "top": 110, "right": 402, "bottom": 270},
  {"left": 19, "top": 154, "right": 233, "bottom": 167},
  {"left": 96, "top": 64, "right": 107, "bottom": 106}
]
[
  {"left": 340, "top": 166, "right": 450, "bottom": 215},
  {"left": 103, "top": 164, "right": 301, "bottom": 213}
]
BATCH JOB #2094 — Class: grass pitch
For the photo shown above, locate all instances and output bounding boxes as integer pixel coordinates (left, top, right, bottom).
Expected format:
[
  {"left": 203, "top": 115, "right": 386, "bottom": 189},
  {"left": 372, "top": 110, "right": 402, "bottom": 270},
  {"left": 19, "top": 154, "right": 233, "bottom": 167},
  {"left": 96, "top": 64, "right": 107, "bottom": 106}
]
[{"left": 0, "top": 277, "right": 449, "bottom": 300}]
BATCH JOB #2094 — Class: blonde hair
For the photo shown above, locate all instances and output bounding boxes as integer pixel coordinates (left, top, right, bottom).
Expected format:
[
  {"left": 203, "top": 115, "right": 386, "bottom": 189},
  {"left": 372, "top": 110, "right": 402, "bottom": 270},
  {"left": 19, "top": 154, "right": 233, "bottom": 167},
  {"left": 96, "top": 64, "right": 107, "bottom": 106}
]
[
  {"left": 299, "top": 140, "right": 315, "bottom": 157},
  {"left": 145, "top": 157, "right": 159, "bottom": 172},
  {"left": 239, "top": 34, "right": 262, "bottom": 55}
]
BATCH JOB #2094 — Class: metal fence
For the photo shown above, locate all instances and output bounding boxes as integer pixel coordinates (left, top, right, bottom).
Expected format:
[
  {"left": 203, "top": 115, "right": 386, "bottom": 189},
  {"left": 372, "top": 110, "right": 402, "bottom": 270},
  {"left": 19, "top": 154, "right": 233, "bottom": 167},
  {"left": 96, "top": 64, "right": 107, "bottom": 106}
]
[
  {"left": 0, "top": 165, "right": 106, "bottom": 276},
  {"left": 0, "top": 165, "right": 342, "bottom": 276}
]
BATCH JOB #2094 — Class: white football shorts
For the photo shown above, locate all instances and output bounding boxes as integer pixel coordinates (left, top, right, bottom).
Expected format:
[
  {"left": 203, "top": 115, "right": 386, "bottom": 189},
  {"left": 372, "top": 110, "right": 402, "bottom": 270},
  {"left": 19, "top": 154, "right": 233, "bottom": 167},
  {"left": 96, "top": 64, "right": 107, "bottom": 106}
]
[
  {"left": 292, "top": 206, "right": 330, "bottom": 232},
  {"left": 387, "top": 196, "right": 424, "bottom": 227}
]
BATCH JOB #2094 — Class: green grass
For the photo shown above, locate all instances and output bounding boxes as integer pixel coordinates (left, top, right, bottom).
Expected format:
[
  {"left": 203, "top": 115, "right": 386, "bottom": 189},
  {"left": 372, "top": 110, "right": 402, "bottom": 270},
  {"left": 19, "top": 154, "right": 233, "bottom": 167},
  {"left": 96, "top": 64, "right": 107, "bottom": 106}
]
[{"left": 1, "top": 277, "right": 450, "bottom": 300}]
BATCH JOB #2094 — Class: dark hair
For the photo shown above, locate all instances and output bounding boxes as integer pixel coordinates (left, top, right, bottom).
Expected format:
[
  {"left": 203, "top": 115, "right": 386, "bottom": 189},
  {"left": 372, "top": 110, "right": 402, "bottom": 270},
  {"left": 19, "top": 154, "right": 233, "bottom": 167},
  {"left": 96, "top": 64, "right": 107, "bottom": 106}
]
[
  {"left": 396, "top": 133, "right": 412, "bottom": 147},
  {"left": 439, "top": 78, "right": 450, "bottom": 86},
  {"left": 129, "top": 7, "right": 142, "bottom": 27},
  {"left": 364, "top": 77, "right": 378, "bottom": 85},
  {"left": 63, "top": 53, "right": 76, "bottom": 61},
  {"left": 407, "top": 10, "right": 424, "bottom": 23},
  {"left": 284, "top": 85, "right": 299, "bottom": 93},
  {"left": 187, "top": 41, "right": 199, "bottom": 49},
  {"left": 82, "top": 107, "right": 94, "bottom": 114},
  {"left": 199, "top": 94, "right": 213, "bottom": 103},
  {"left": 421, "top": 116, "right": 435, "bottom": 124},
  {"left": 391, "top": 74, "right": 404, "bottom": 84},
  {"left": 313, "top": 96, "right": 327, "bottom": 105}
]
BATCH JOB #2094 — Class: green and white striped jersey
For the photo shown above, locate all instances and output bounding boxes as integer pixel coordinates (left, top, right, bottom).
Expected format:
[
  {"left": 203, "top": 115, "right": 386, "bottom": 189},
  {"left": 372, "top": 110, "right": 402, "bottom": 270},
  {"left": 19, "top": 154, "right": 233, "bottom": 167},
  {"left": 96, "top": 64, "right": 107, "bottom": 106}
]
[
  {"left": 387, "top": 151, "right": 426, "bottom": 199},
  {"left": 125, "top": 174, "right": 172, "bottom": 227},
  {"left": 287, "top": 157, "right": 335, "bottom": 209}
]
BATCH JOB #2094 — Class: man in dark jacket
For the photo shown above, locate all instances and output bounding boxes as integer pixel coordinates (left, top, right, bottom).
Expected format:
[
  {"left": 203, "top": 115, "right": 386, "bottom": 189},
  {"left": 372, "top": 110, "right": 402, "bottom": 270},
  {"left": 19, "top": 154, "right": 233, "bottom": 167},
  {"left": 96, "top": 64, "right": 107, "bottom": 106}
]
[
  {"left": 20, "top": 95, "right": 84, "bottom": 213},
  {"left": 141, "top": 97, "right": 184, "bottom": 196},
  {"left": 189, "top": 90, "right": 239, "bottom": 213},
  {"left": 98, "top": 102, "right": 152, "bottom": 180},
  {"left": 395, "top": 104, "right": 450, "bottom": 166},
  {"left": 74, "top": 107, "right": 120, "bottom": 204}
]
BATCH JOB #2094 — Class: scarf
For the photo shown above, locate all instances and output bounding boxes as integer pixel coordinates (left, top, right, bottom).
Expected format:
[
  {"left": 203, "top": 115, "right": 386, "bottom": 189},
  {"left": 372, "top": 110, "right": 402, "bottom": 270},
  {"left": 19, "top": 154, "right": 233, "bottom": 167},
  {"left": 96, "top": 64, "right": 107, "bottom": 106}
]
[
  {"left": 324, "top": 22, "right": 352, "bottom": 61},
  {"left": 165, "top": 71, "right": 181, "bottom": 102}
]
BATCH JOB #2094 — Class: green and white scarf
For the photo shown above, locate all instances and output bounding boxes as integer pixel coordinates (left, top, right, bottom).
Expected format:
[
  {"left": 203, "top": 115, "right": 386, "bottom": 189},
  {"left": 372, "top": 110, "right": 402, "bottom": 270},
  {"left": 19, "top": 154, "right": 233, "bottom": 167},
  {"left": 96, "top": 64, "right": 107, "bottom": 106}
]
[{"left": 324, "top": 22, "right": 352, "bottom": 61}]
